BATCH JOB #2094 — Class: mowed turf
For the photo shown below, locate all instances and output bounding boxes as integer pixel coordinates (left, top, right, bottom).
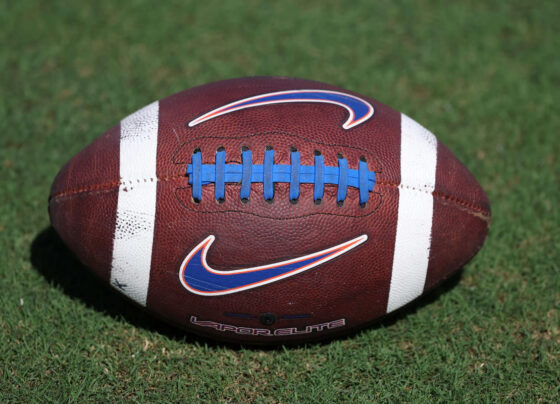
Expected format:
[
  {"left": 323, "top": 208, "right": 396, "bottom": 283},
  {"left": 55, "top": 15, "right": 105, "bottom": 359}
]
[{"left": 1, "top": 0, "right": 558, "bottom": 402}]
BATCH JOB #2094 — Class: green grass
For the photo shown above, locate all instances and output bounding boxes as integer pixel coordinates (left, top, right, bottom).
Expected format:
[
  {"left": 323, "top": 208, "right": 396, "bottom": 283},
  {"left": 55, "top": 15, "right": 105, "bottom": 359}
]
[{"left": 1, "top": 0, "right": 559, "bottom": 402}]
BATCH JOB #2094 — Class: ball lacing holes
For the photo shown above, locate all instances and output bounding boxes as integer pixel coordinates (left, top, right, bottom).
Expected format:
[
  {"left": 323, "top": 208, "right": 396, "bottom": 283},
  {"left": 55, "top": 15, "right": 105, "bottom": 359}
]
[{"left": 189, "top": 147, "right": 372, "bottom": 207}]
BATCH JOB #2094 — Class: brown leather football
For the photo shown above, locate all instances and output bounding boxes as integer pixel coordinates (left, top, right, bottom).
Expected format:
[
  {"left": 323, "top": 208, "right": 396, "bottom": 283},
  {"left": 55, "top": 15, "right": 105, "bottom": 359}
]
[{"left": 49, "top": 77, "right": 490, "bottom": 344}]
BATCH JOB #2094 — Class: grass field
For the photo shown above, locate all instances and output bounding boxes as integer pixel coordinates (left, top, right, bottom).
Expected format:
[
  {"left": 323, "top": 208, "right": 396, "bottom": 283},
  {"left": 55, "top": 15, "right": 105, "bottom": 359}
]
[{"left": 1, "top": 0, "right": 559, "bottom": 402}]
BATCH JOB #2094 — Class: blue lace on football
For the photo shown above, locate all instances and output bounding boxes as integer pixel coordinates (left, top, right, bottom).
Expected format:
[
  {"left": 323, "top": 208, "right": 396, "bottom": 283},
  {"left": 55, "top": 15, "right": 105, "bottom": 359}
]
[{"left": 186, "top": 148, "right": 375, "bottom": 205}]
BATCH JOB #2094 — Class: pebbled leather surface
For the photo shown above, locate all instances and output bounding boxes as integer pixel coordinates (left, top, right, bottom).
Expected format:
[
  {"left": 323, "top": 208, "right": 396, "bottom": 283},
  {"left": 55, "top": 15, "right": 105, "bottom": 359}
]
[{"left": 49, "top": 77, "right": 491, "bottom": 344}]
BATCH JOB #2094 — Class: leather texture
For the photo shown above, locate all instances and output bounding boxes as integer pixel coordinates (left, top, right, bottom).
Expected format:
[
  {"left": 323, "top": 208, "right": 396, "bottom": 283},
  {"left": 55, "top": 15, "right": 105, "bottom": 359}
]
[{"left": 49, "top": 77, "right": 490, "bottom": 344}]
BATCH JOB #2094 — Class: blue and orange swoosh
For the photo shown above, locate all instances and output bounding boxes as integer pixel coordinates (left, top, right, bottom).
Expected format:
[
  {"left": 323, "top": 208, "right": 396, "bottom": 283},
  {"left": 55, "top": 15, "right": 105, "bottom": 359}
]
[
  {"left": 188, "top": 89, "right": 374, "bottom": 130},
  {"left": 179, "top": 235, "right": 368, "bottom": 296}
]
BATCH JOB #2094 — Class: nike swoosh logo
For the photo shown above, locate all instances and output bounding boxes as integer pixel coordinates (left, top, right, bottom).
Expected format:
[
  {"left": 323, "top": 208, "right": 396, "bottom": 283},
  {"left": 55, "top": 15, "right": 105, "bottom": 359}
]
[
  {"left": 179, "top": 235, "right": 368, "bottom": 296},
  {"left": 188, "top": 90, "right": 374, "bottom": 130}
]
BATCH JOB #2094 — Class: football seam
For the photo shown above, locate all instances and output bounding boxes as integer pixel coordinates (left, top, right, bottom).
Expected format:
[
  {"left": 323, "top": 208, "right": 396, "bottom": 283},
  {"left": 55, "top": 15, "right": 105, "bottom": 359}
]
[
  {"left": 49, "top": 175, "right": 490, "bottom": 220},
  {"left": 377, "top": 180, "right": 491, "bottom": 222}
]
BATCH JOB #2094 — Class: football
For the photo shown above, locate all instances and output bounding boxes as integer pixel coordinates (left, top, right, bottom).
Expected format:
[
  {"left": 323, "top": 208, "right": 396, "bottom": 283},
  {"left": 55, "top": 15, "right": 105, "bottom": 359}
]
[{"left": 49, "top": 77, "right": 490, "bottom": 344}]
